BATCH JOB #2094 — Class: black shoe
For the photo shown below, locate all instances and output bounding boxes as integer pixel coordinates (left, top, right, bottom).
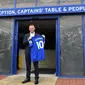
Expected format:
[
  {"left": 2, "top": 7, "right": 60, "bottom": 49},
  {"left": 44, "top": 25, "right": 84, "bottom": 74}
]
[
  {"left": 22, "top": 78, "right": 30, "bottom": 83},
  {"left": 34, "top": 78, "right": 39, "bottom": 84}
]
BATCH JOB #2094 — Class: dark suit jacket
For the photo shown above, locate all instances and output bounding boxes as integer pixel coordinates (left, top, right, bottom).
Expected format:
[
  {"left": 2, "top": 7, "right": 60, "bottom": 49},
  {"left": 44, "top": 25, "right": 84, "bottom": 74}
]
[{"left": 23, "top": 33, "right": 39, "bottom": 54}]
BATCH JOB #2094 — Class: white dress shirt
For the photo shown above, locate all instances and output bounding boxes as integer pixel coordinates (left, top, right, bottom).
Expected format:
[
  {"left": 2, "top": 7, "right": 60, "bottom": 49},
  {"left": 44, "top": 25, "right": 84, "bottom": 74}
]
[
  {"left": 30, "top": 32, "right": 35, "bottom": 38},
  {"left": 28, "top": 32, "right": 35, "bottom": 41}
]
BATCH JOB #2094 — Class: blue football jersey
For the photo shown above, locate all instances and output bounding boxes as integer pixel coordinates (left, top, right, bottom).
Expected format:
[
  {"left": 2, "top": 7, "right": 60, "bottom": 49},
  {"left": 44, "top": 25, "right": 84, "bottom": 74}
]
[{"left": 29, "top": 35, "right": 45, "bottom": 61}]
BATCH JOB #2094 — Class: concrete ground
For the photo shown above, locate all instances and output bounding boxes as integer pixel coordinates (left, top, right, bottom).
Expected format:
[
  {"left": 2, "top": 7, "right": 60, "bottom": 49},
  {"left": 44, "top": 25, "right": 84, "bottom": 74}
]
[
  {"left": 1, "top": 74, "right": 85, "bottom": 85},
  {"left": 0, "top": 74, "right": 57, "bottom": 85}
]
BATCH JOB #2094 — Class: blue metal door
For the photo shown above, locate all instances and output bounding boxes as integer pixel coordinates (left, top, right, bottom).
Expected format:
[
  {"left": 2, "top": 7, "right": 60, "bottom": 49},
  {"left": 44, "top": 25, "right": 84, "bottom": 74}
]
[
  {"left": 12, "top": 20, "right": 18, "bottom": 74},
  {"left": 13, "top": 15, "right": 58, "bottom": 75}
]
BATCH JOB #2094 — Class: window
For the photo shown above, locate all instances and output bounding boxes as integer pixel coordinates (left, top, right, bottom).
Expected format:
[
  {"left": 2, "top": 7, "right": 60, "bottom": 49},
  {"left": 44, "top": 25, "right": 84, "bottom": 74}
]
[
  {"left": 0, "top": 0, "right": 14, "bottom": 8},
  {"left": 60, "top": 15, "right": 84, "bottom": 76},
  {"left": 0, "top": 18, "right": 13, "bottom": 74},
  {"left": 16, "top": 0, "right": 36, "bottom": 8},
  {"left": 37, "top": 0, "right": 58, "bottom": 6},
  {"left": 60, "top": 0, "right": 81, "bottom": 5}
]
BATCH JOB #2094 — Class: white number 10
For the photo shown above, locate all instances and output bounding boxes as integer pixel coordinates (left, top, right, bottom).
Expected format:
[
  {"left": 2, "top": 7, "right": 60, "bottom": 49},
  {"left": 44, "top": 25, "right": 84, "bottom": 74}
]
[{"left": 36, "top": 41, "right": 44, "bottom": 49}]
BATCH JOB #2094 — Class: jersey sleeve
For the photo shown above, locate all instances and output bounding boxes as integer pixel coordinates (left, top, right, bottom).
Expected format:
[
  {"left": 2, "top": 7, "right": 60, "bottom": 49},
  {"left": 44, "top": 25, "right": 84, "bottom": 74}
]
[
  {"left": 29, "top": 40, "right": 33, "bottom": 47},
  {"left": 42, "top": 35, "right": 45, "bottom": 38},
  {"left": 44, "top": 38, "right": 45, "bottom": 44},
  {"left": 42, "top": 36, "right": 45, "bottom": 44}
]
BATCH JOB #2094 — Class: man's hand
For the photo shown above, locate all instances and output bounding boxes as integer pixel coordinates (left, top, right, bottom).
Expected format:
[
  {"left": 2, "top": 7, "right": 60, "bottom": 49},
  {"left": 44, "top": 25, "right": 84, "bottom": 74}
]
[
  {"left": 42, "top": 34, "right": 45, "bottom": 44},
  {"left": 42, "top": 34, "right": 45, "bottom": 38},
  {"left": 28, "top": 36, "right": 32, "bottom": 41}
]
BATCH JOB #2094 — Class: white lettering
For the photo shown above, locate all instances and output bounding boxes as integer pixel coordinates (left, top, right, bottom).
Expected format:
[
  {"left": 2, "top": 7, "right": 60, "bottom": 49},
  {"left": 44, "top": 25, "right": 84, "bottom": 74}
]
[
  {"left": 24, "top": 9, "right": 28, "bottom": 13},
  {"left": 45, "top": 7, "right": 62, "bottom": 13},
  {"left": 63, "top": 7, "right": 67, "bottom": 12},
  {"left": 76, "top": 7, "right": 79, "bottom": 11},
  {"left": 0, "top": 10, "right": 16, "bottom": 15},
  {"left": 36, "top": 41, "right": 44, "bottom": 49},
  {"left": 59, "top": 7, "right": 62, "bottom": 12},
  {"left": 0, "top": 11, "right": 4, "bottom": 15},
  {"left": 33, "top": 8, "right": 43, "bottom": 13},
  {"left": 34, "top": 9, "right": 39, "bottom": 12},
  {"left": 68, "top": 6, "right": 85, "bottom": 12},
  {"left": 17, "top": 10, "right": 21, "bottom": 14},
  {"left": 21, "top": 10, "right": 24, "bottom": 13},
  {"left": 45, "top": 8, "right": 48, "bottom": 12},
  {"left": 27, "top": 9, "right": 30, "bottom": 13},
  {"left": 0, "top": 6, "right": 85, "bottom": 16},
  {"left": 17, "top": 8, "right": 43, "bottom": 14},
  {"left": 30, "top": 9, "right": 33, "bottom": 13},
  {"left": 48, "top": 8, "right": 52, "bottom": 12},
  {"left": 1, "top": 11, "right": 4, "bottom": 15},
  {"left": 39, "top": 8, "right": 43, "bottom": 13}
]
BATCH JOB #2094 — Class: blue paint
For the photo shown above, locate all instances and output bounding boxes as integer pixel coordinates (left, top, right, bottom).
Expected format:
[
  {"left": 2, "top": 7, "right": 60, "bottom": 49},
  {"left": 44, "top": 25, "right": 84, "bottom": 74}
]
[
  {"left": 14, "top": 17, "right": 32, "bottom": 20},
  {"left": 56, "top": 16, "right": 60, "bottom": 76},
  {"left": 12, "top": 20, "right": 18, "bottom": 74},
  {"left": 14, "top": 15, "right": 58, "bottom": 20},
  {"left": 0, "top": 73, "right": 12, "bottom": 75},
  {"left": 14, "top": 0, "right": 16, "bottom": 8},
  {"left": 59, "top": 76, "right": 85, "bottom": 78},
  {"left": 35, "top": 15, "right": 58, "bottom": 19},
  {"left": 81, "top": 0, "right": 84, "bottom": 3},
  {"left": 56, "top": 19, "right": 58, "bottom": 76},
  {"left": 35, "top": 0, "right": 38, "bottom": 6},
  {"left": 82, "top": 16, "right": 85, "bottom": 75},
  {"left": 15, "top": 21, "right": 18, "bottom": 74},
  {"left": 58, "top": 0, "right": 60, "bottom": 5},
  {"left": 11, "top": 20, "right": 15, "bottom": 74},
  {"left": 13, "top": 15, "right": 59, "bottom": 75},
  {"left": 12, "top": 15, "right": 85, "bottom": 77},
  {"left": 0, "top": 4, "right": 85, "bottom": 16}
]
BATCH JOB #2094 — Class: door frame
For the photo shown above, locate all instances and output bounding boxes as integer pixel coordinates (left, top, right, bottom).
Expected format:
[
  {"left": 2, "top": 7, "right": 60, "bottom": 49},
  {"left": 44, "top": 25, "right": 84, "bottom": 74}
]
[{"left": 12, "top": 15, "right": 60, "bottom": 76}]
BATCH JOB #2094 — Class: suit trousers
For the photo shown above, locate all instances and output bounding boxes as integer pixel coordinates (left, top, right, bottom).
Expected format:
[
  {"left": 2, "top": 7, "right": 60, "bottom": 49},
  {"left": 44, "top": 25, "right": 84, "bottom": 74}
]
[{"left": 25, "top": 53, "right": 39, "bottom": 79}]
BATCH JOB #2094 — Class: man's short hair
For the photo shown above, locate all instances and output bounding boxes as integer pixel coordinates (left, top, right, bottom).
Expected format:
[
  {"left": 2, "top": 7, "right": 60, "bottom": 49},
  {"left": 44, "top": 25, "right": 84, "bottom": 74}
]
[{"left": 29, "top": 24, "right": 35, "bottom": 27}]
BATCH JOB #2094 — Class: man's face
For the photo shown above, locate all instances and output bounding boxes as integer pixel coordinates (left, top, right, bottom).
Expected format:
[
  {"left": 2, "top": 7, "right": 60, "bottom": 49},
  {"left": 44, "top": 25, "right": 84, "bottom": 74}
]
[{"left": 29, "top": 25, "right": 35, "bottom": 33}]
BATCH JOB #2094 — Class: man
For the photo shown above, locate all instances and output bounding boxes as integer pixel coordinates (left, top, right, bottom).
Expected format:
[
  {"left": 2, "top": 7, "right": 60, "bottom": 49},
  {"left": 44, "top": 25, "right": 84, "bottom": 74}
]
[{"left": 22, "top": 24, "right": 39, "bottom": 84}]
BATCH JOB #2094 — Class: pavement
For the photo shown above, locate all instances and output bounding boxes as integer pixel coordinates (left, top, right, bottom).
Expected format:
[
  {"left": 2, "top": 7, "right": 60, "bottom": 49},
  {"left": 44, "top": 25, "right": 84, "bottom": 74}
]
[
  {"left": 1, "top": 75, "right": 85, "bottom": 85},
  {"left": 0, "top": 75, "right": 57, "bottom": 85},
  {"left": 56, "top": 78, "right": 85, "bottom": 85}
]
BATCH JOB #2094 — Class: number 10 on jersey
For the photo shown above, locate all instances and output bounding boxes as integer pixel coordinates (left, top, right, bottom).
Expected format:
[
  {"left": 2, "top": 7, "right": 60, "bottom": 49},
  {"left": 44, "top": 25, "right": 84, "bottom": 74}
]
[{"left": 36, "top": 41, "right": 44, "bottom": 49}]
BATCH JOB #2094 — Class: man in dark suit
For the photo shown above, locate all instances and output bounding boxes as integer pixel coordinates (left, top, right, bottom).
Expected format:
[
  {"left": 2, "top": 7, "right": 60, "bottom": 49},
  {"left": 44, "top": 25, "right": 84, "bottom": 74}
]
[{"left": 22, "top": 24, "right": 39, "bottom": 84}]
